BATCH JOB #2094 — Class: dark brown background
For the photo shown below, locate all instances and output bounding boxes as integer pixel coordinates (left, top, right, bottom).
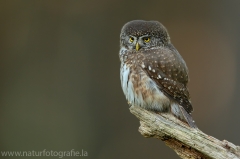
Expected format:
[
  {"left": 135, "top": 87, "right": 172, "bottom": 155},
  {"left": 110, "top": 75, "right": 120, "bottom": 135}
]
[{"left": 1, "top": 0, "right": 240, "bottom": 158}]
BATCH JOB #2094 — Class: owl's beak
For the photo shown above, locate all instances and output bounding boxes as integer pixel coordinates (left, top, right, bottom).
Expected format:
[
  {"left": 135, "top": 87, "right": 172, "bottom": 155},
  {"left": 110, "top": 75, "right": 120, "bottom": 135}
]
[{"left": 136, "top": 42, "right": 140, "bottom": 51}]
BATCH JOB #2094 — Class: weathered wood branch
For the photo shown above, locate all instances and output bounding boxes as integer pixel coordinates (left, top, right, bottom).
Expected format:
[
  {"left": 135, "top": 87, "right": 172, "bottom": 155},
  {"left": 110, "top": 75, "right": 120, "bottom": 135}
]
[{"left": 130, "top": 106, "right": 240, "bottom": 159}]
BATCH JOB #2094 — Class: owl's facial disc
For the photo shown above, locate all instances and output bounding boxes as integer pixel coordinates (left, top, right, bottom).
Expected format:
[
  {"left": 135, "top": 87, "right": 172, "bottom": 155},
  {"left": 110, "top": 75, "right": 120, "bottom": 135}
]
[{"left": 123, "top": 34, "right": 153, "bottom": 51}]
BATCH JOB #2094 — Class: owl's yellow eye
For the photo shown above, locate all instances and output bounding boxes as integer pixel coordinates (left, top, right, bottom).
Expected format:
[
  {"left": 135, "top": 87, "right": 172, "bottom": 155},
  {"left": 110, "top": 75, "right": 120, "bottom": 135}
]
[
  {"left": 129, "top": 37, "right": 134, "bottom": 43},
  {"left": 144, "top": 37, "right": 150, "bottom": 43}
]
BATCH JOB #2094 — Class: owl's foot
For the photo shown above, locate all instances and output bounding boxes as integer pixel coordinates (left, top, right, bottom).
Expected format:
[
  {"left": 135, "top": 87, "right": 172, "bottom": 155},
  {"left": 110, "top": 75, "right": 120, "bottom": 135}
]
[{"left": 127, "top": 101, "right": 133, "bottom": 107}]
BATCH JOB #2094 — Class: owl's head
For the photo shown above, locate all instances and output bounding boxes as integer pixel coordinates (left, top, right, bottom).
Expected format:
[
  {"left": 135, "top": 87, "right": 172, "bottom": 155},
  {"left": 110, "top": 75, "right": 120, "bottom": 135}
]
[{"left": 120, "top": 20, "right": 170, "bottom": 51}]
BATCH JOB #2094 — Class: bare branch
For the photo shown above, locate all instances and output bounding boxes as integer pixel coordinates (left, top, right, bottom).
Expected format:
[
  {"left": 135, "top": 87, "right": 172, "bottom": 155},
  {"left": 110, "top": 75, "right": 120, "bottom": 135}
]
[{"left": 130, "top": 106, "right": 240, "bottom": 159}]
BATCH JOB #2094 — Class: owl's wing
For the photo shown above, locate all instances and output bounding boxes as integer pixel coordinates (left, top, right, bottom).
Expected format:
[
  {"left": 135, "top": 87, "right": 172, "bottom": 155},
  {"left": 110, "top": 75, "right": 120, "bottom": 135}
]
[{"left": 139, "top": 47, "right": 193, "bottom": 114}]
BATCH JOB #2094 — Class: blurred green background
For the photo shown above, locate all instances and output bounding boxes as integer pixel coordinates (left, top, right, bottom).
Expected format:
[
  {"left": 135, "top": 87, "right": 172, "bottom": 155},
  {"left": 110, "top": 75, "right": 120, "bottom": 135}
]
[{"left": 1, "top": 0, "right": 240, "bottom": 158}]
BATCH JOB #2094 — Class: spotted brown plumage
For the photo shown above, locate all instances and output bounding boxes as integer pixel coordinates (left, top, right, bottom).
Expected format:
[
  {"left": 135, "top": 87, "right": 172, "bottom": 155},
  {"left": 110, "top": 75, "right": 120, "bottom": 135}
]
[
  {"left": 140, "top": 47, "right": 193, "bottom": 114},
  {"left": 119, "top": 20, "right": 197, "bottom": 128}
]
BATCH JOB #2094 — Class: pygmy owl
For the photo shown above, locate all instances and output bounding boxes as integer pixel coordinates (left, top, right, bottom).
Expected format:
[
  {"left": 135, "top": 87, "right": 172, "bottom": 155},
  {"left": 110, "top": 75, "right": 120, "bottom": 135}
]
[{"left": 119, "top": 20, "right": 197, "bottom": 128}]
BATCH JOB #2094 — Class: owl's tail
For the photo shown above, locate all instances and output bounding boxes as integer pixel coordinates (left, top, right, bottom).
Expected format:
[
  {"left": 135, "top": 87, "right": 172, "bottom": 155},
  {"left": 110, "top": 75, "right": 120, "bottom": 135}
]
[
  {"left": 171, "top": 103, "right": 197, "bottom": 128},
  {"left": 179, "top": 106, "right": 198, "bottom": 128}
]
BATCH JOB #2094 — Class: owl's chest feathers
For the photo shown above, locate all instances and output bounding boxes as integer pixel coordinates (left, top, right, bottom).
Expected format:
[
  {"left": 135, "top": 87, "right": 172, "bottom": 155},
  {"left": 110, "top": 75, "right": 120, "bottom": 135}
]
[{"left": 120, "top": 58, "right": 170, "bottom": 111}]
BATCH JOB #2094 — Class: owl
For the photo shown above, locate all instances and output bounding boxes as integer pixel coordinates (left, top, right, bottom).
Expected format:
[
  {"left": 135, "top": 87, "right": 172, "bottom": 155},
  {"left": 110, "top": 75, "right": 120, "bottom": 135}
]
[{"left": 119, "top": 20, "right": 197, "bottom": 128}]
